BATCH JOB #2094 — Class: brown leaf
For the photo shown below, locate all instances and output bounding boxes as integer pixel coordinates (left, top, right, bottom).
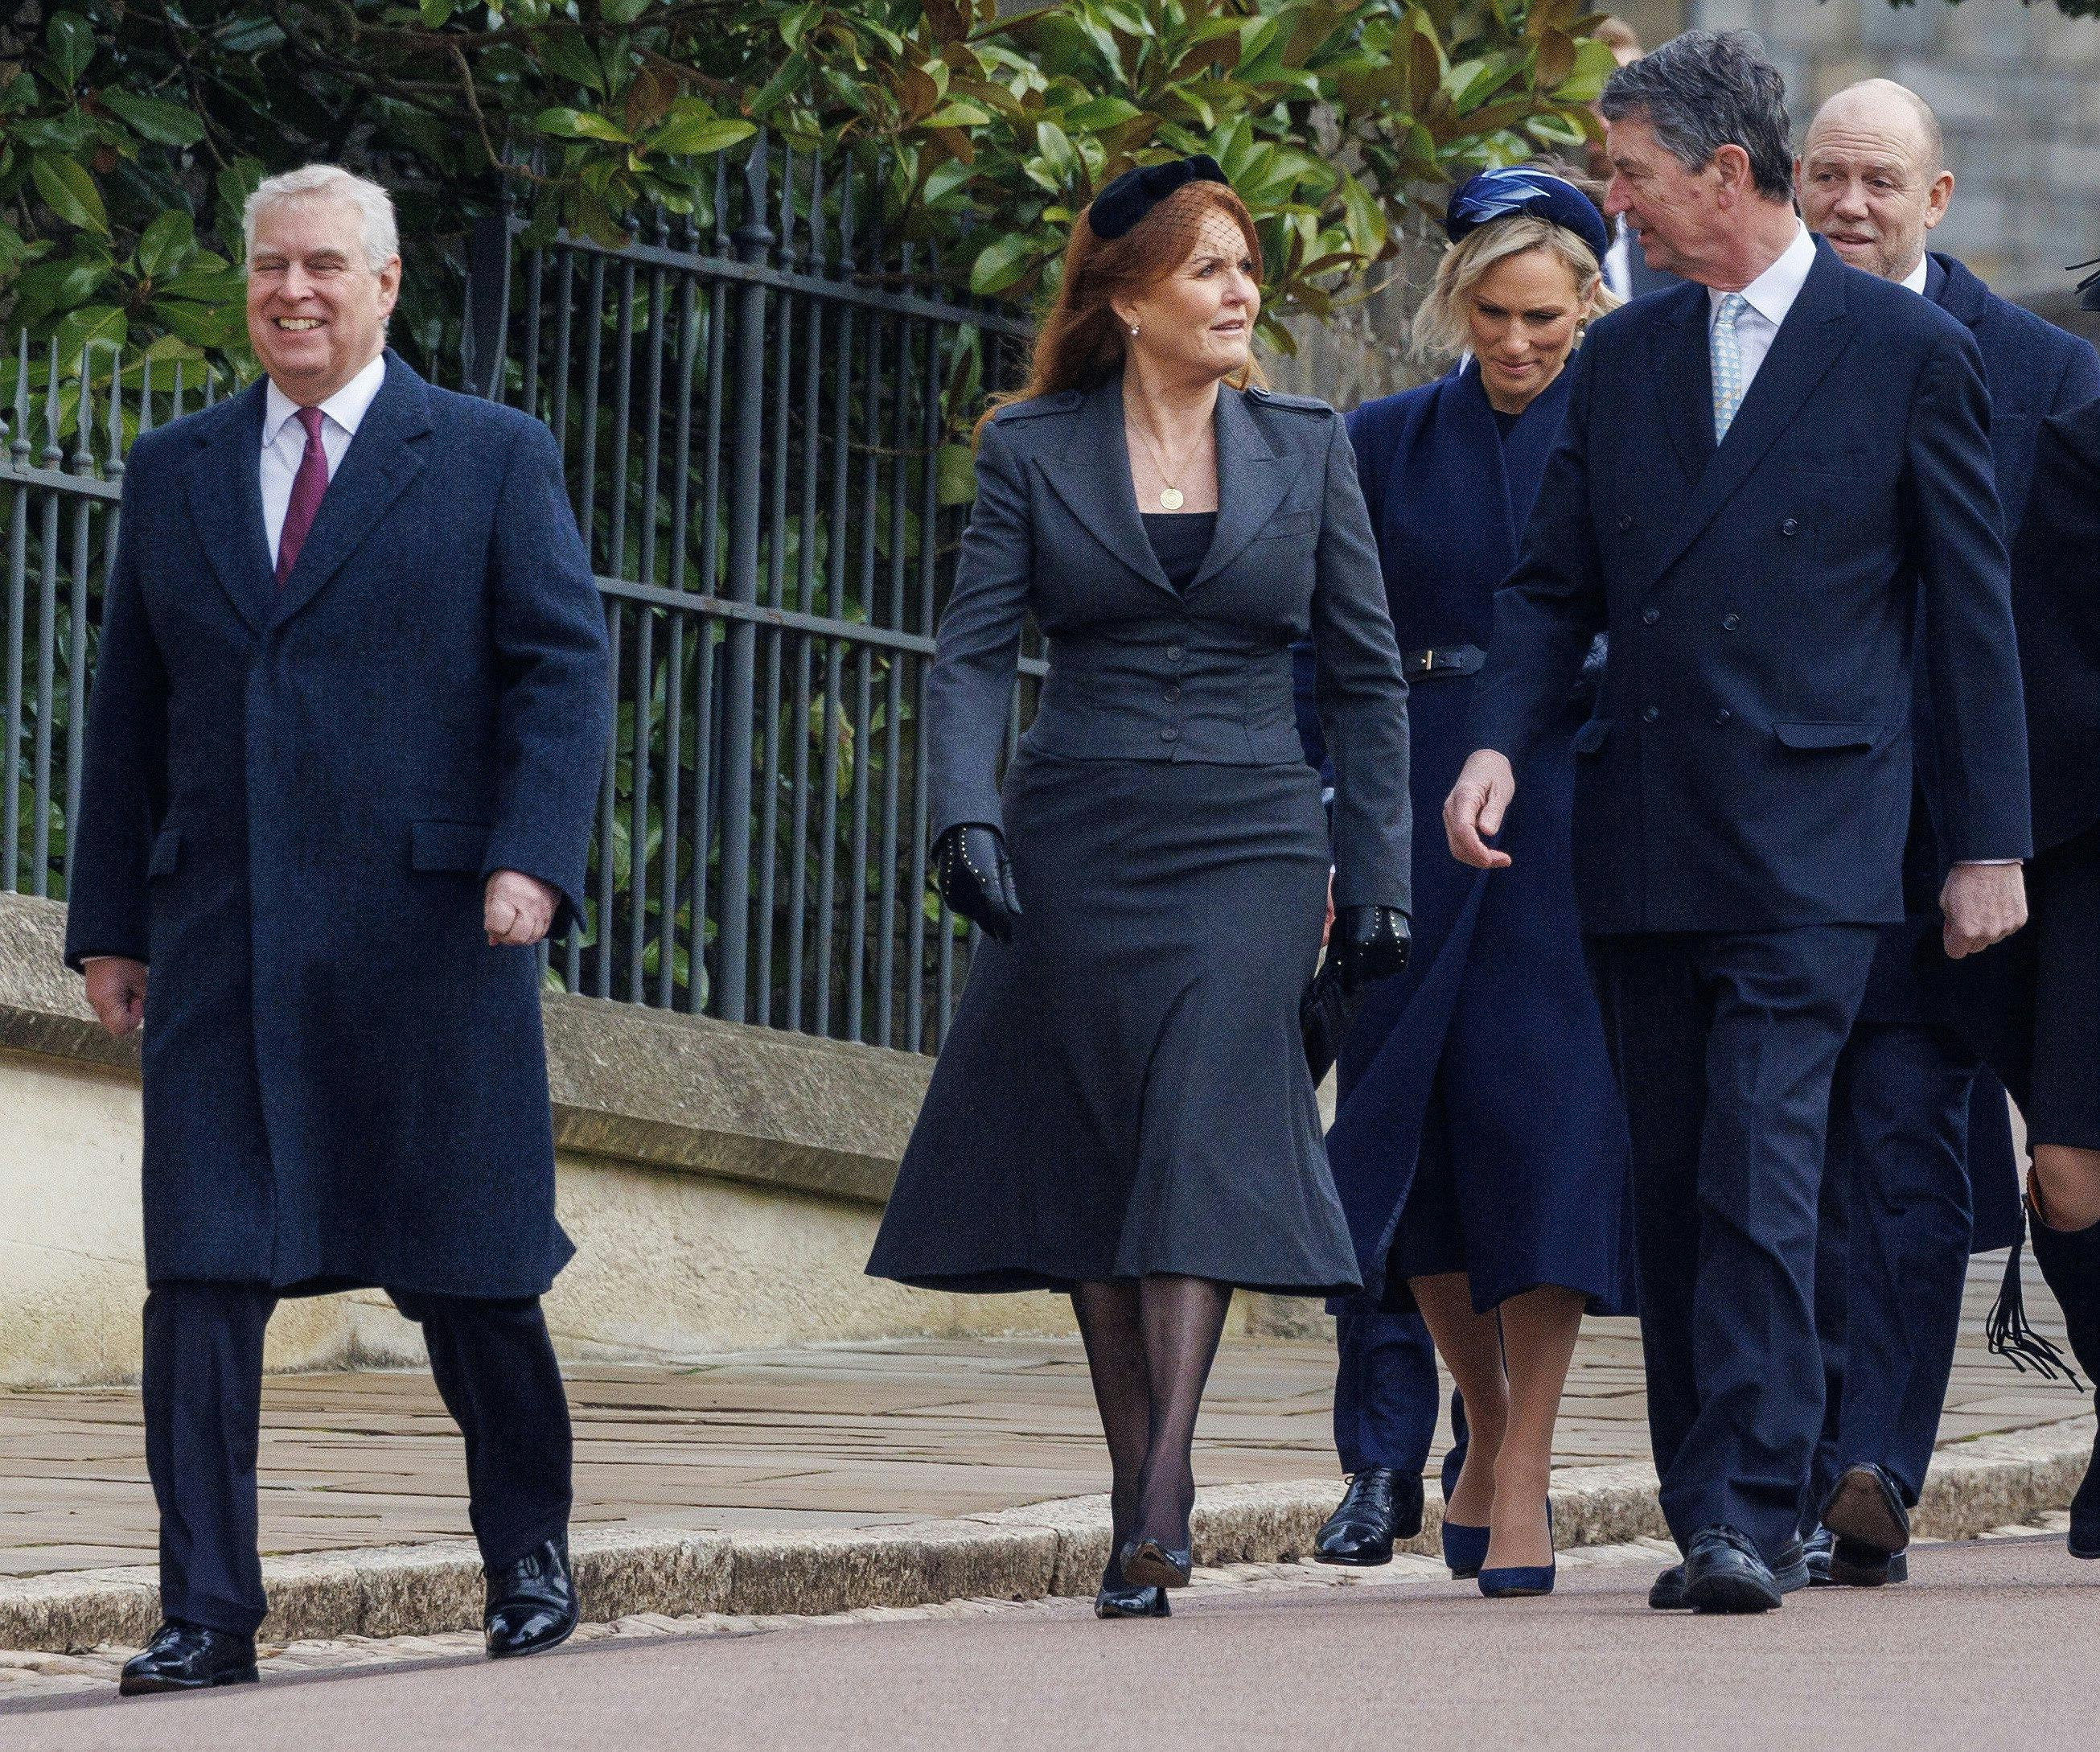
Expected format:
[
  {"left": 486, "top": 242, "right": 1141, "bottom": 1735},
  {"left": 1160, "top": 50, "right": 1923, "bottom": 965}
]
[
  {"left": 623, "top": 66, "right": 677, "bottom": 136},
  {"left": 1535, "top": 29, "right": 1576, "bottom": 91}
]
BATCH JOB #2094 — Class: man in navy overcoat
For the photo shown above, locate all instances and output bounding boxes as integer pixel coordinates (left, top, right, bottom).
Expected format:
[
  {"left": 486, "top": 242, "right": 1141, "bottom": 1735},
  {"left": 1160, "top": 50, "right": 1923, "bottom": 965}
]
[
  {"left": 1449, "top": 32, "right": 2032, "bottom": 1613},
  {"left": 1794, "top": 80, "right": 2100, "bottom": 1585},
  {"left": 64, "top": 166, "right": 610, "bottom": 1692}
]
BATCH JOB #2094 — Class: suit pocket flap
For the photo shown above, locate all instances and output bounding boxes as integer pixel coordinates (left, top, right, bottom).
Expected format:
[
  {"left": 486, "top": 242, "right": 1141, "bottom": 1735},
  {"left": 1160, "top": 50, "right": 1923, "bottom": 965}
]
[
  {"left": 1571, "top": 717, "right": 1613, "bottom": 755},
  {"left": 1774, "top": 721, "right": 1880, "bottom": 751},
  {"left": 410, "top": 819, "right": 492, "bottom": 873},
  {"left": 1255, "top": 509, "right": 1316, "bottom": 540},
  {"left": 146, "top": 825, "right": 181, "bottom": 878}
]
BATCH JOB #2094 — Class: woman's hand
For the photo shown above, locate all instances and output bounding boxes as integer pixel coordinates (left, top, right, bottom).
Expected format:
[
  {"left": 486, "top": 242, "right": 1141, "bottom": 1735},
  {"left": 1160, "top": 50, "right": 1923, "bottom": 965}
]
[
  {"left": 1334, "top": 905, "right": 1410, "bottom": 985},
  {"left": 1444, "top": 750, "right": 1517, "bottom": 870},
  {"left": 935, "top": 824, "right": 1023, "bottom": 943}
]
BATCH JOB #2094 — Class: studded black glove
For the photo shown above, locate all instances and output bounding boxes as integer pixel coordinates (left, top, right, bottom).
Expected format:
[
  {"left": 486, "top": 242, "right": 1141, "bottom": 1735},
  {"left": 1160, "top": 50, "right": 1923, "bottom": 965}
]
[
  {"left": 933, "top": 823, "right": 1022, "bottom": 943},
  {"left": 1334, "top": 904, "right": 1410, "bottom": 985}
]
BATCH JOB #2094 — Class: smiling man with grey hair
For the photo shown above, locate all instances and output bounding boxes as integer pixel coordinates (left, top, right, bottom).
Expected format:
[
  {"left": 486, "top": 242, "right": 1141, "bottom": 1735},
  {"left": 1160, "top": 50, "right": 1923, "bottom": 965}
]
[
  {"left": 65, "top": 165, "right": 610, "bottom": 1693},
  {"left": 1446, "top": 30, "right": 2033, "bottom": 1614}
]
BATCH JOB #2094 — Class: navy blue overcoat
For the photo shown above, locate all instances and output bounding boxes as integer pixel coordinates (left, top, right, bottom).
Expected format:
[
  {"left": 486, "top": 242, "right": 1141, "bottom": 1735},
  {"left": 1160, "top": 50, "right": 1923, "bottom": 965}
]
[
  {"left": 63, "top": 353, "right": 610, "bottom": 1297},
  {"left": 1471, "top": 238, "right": 2033, "bottom": 934},
  {"left": 1299, "top": 362, "right": 1631, "bottom": 1311}
]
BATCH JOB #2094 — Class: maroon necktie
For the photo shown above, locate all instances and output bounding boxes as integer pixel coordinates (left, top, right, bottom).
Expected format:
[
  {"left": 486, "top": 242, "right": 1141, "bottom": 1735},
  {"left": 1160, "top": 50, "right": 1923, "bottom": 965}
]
[{"left": 274, "top": 405, "right": 329, "bottom": 587}]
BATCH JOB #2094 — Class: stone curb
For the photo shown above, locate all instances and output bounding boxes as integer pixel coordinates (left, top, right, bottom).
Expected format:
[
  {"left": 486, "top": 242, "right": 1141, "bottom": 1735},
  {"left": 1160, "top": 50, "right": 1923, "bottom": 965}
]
[{"left": 4, "top": 1417, "right": 2086, "bottom": 1655}]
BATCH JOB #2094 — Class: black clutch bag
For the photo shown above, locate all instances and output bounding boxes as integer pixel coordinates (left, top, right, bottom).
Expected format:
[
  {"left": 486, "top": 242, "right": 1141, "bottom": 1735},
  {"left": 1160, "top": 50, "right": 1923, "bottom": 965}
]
[{"left": 1300, "top": 950, "right": 1362, "bottom": 1084}]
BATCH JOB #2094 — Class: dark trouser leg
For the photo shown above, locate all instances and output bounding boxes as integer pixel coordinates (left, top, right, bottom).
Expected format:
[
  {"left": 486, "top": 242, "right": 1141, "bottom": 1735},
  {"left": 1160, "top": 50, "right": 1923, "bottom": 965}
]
[
  {"left": 1806, "top": 1054, "right": 1855, "bottom": 1528},
  {"left": 1676, "top": 927, "right": 1876, "bottom": 1559},
  {"left": 1332, "top": 1298, "right": 1440, "bottom": 1479},
  {"left": 1585, "top": 935, "right": 1707, "bottom": 1518},
  {"left": 1588, "top": 927, "right": 1876, "bottom": 1561},
  {"left": 1825, "top": 1021, "right": 1977, "bottom": 1506},
  {"left": 388, "top": 1291, "right": 573, "bottom": 1569},
  {"left": 142, "top": 1281, "right": 277, "bottom": 1635}
]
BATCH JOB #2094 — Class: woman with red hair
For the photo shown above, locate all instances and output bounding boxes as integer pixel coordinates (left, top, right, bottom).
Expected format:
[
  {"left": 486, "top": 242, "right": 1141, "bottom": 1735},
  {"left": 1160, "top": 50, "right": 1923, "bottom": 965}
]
[{"left": 869, "top": 158, "right": 1414, "bottom": 1618}]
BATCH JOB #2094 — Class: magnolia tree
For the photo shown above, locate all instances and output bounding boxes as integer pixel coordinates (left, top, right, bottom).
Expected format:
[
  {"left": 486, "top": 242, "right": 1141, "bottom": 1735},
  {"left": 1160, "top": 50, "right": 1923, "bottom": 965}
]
[{"left": 0, "top": 0, "right": 1618, "bottom": 389}]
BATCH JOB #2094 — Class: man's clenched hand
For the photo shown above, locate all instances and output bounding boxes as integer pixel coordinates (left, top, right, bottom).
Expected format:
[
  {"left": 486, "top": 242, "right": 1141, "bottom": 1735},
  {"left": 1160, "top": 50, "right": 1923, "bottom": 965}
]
[
  {"left": 485, "top": 870, "right": 559, "bottom": 948},
  {"left": 85, "top": 956, "right": 149, "bottom": 1037}
]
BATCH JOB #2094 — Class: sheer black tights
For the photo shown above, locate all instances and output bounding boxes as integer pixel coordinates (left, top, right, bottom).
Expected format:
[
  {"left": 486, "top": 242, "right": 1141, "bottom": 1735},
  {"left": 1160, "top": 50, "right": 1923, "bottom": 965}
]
[{"left": 1070, "top": 1275, "right": 1234, "bottom": 1582}]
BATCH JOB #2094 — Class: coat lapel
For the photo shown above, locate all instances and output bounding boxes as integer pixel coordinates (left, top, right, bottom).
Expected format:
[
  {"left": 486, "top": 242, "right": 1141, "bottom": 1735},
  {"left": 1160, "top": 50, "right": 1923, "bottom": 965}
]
[
  {"left": 183, "top": 380, "right": 274, "bottom": 636},
  {"left": 1187, "top": 385, "right": 1300, "bottom": 590},
  {"left": 271, "top": 352, "right": 434, "bottom": 627},
  {"left": 1647, "top": 242, "right": 1855, "bottom": 588},
  {"left": 1036, "top": 379, "right": 1175, "bottom": 596},
  {"left": 1650, "top": 282, "right": 1717, "bottom": 489}
]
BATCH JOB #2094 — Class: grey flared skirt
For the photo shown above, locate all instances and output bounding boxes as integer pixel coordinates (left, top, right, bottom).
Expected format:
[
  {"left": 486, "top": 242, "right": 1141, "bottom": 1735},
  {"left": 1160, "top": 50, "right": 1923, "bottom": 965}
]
[{"left": 867, "top": 747, "right": 1363, "bottom": 1297}]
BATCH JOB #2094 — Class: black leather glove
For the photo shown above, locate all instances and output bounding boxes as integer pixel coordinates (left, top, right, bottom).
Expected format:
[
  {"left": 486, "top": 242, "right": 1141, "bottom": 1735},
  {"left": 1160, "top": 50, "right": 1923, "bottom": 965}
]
[
  {"left": 1334, "top": 904, "right": 1409, "bottom": 986},
  {"left": 933, "top": 823, "right": 1022, "bottom": 943}
]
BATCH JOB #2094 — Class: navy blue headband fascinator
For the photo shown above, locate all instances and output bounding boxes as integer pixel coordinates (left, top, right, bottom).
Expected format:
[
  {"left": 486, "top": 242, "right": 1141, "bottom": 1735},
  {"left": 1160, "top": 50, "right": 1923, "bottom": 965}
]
[
  {"left": 1445, "top": 167, "right": 1609, "bottom": 263},
  {"left": 1087, "top": 155, "right": 1230, "bottom": 241}
]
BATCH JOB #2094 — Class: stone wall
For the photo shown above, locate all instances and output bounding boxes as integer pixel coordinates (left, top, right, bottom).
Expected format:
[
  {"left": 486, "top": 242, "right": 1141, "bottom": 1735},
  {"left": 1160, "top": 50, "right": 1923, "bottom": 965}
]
[{"left": 0, "top": 893, "right": 1311, "bottom": 1386}]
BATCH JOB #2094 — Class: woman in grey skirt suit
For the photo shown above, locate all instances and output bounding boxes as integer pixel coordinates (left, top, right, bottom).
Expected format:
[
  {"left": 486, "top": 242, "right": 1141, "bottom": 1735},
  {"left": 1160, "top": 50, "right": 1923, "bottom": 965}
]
[{"left": 866, "top": 158, "right": 1415, "bottom": 1617}]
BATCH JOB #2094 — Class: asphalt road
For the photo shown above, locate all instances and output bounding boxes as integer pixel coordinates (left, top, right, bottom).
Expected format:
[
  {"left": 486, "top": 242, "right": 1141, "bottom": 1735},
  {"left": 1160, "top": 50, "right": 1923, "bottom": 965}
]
[{"left": 6, "top": 1536, "right": 2093, "bottom": 1752}]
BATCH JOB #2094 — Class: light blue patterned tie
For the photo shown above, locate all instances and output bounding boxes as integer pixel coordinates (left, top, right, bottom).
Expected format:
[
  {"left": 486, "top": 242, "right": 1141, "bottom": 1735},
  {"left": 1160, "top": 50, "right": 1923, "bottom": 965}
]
[{"left": 1711, "top": 290, "right": 1749, "bottom": 444}]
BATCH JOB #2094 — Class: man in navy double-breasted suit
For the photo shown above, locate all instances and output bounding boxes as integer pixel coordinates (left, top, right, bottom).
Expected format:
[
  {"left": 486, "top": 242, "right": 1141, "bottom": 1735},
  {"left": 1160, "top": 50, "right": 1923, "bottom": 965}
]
[
  {"left": 1449, "top": 32, "right": 2032, "bottom": 1613},
  {"left": 1793, "top": 80, "right": 2100, "bottom": 1586},
  {"left": 64, "top": 167, "right": 610, "bottom": 1692}
]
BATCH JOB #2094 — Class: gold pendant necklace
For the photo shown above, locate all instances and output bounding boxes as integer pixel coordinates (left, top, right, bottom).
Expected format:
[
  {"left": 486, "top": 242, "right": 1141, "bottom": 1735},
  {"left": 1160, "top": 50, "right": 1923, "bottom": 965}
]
[{"left": 1128, "top": 416, "right": 1198, "bottom": 513}]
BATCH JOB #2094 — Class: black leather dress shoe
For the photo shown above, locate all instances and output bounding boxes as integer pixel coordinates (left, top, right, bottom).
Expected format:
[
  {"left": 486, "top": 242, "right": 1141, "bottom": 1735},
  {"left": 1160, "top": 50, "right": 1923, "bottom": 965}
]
[
  {"left": 1095, "top": 1581, "right": 1170, "bottom": 1618},
  {"left": 1120, "top": 1536, "right": 1194, "bottom": 1590},
  {"left": 485, "top": 1536, "right": 578, "bottom": 1659},
  {"left": 1770, "top": 1537, "right": 1810, "bottom": 1594},
  {"left": 1648, "top": 1563, "right": 1687, "bottom": 1610},
  {"left": 1315, "top": 1467, "right": 1421, "bottom": 1566},
  {"left": 1803, "top": 1521, "right": 1908, "bottom": 1586},
  {"left": 119, "top": 1621, "right": 260, "bottom": 1696},
  {"left": 1683, "top": 1525, "right": 1782, "bottom": 1614},
  {"left": 1822, "top": 1463, "right": 1910, "bottom": 1557}
]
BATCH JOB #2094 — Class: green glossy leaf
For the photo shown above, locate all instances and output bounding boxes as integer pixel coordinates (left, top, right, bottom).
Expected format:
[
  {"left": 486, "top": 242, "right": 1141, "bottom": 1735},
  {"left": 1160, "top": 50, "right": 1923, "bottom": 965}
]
[
  {"left": 536, "top": 106, "right": 635, "bottom": 143},
  {"left": 135, "top": 208, "right": 195, "bottom": 279},
  {"left": 100, "top": 91, "right": 208, "bottom": 147},
  {"left": 968, "top": 228, "right": 1036, "bottom": 296},
  {"left": 46, "top": 12, "right": 96, "bottom": 89},
  {"left": 643, "top": 113, "right": 757, "bottom": 158},
  {"left": 31, "top": 152, "right": 108, "bottom": 237}
]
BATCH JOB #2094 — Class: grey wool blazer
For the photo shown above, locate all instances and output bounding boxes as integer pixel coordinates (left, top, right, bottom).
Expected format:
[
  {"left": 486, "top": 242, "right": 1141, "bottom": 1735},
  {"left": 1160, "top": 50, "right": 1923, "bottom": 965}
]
[{"left": 927, "top": 375, "right": 1413, "bottom": 912}]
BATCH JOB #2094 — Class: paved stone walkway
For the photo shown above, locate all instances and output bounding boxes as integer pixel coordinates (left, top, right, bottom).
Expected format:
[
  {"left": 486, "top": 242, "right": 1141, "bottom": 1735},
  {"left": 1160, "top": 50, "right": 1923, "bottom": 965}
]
[{"left": 0, "top": 1253, "right": 2084, "bottom": 1583}]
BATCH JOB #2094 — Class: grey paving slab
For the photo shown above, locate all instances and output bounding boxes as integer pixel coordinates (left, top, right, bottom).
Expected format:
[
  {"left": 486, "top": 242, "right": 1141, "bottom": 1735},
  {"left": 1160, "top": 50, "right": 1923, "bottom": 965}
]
[{"left": 0, "top": 1253, "right": 2085, "bottom": 1584}]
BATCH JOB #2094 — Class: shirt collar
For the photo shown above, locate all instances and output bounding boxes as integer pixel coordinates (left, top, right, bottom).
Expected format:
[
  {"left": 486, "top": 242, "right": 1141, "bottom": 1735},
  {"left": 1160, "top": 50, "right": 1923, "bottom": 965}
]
[
  {"left": 263, "top": 352, "right": 388, "bottom": 448},
  {"left": 1710, "top": 221, "right": 1818, "bottom": 330},
  {"left": 1899, "top": 254, "right": 1930, "bottom": 296}
]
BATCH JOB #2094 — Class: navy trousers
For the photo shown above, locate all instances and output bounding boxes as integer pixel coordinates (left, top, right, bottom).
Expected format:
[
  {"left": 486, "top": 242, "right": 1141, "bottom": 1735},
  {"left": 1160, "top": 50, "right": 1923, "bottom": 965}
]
[
  {"left": 142, "top": 1281, "right": 573, "bottom": 1636},
  {"left": 1808, "top": 1018, "right": 1980, "bottom": 1517},
  {"left": 1586, "top": 927, "right": 1879, "bottom": 1562},
  {"left": 1330, "top": 1297, "right": 1441, "bottom": 1476}
]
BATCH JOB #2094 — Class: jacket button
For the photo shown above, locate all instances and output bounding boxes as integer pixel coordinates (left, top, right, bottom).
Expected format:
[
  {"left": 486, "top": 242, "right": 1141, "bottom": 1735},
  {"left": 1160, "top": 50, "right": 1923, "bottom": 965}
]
[
  {"left": 1166, "top": 646, "right": 1184, "bottom": 663},
  {"left": 1642, "top": 607, "right": 1660, "bottom": 626},
  {"left": 1160, "top": 726, "right": 1178, "bottom": 742},
  {"left": 1781, "top": 517, "right": 1799, "bottom": 536},
  {"left": 1163, "top": 686, "right": 1180, "bottom": 703},
  {"left": 1617, "top": 513, "right": 1634, "bottom": 532},
  {"left": 1722, "top": 612, "right": 1741, "bottom": 631},
  {"left": 1714, "top": 709, "right": 1732, "bottom": 726},
  {"left": 1642, "top": 705, "right": 1659, "bottom": 724}
]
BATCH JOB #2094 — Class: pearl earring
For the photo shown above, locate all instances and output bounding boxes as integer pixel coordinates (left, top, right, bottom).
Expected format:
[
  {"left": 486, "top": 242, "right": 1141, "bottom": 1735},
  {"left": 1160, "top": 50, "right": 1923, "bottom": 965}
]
[{"left": 1129, "top": 324, "right": 1140, "bottom": 335}]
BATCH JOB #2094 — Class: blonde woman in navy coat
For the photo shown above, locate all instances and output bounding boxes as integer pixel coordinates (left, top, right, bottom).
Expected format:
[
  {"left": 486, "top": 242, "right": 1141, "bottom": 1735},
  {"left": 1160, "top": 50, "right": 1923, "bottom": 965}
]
[
  {"left": 868, "top": 158, "right": 1413, "bottom": 1618},
  {"left": 1303, "top": 168, "right": 1630, "bottom": 1599}
]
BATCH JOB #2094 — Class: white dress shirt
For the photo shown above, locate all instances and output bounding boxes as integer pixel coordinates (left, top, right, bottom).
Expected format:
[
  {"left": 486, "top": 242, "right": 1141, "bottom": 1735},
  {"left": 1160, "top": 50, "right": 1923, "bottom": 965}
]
[
  {"left": 1705, "top": 221, "right": 1818, "bottom": 401},
  {"left": 261, "top": 352, "right": 387, "bottom": 566},
  {"left": 1899, "top": 254, "right": 1929, "bottom": 296},
  {"left": 1604, "top": 224, "right": 1634, "bottom": 302}
]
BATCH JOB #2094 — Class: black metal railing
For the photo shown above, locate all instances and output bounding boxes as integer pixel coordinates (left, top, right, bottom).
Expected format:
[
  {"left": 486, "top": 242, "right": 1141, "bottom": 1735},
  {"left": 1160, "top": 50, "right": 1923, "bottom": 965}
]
[{"left": 1, "top": 134, "right": 1038, "bottom": 1055}]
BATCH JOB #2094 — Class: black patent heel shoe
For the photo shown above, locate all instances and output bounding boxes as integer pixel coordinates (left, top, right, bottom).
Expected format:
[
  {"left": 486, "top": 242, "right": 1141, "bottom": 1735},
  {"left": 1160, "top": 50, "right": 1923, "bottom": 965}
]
[
  {"left": 1119, "top": 1535, "right": 1194, "bottom": 1590},
  {"left": 1095, "top": 1580, "right": 1170, "bottom": 1618}
]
